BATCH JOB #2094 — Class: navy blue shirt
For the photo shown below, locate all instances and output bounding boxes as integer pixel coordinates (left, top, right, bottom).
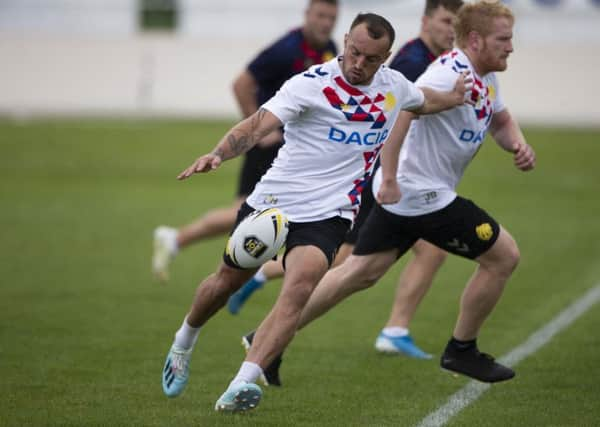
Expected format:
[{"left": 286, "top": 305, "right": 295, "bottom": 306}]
[
  {"left": 248, "top": 28, "right": 338, "bottom": 106},
  {"left": 388, "top": 38, "right": 437, "bottom": 83}
]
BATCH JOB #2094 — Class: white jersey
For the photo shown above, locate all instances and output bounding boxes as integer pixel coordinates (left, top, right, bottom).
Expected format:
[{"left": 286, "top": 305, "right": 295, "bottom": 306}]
[
  {"left": 374, "top": 48, "right": 506, "bottom": 216},
  {"left": 246, "top": 57, "right": 424, "bottom": 223}
]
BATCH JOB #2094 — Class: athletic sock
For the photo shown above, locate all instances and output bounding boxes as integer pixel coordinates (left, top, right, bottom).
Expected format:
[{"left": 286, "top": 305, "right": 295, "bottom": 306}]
[
  {"left": 382, "top": 326, "right": 410, "bottom": 337},
  {"left": 228, "top": 361, "right": 263, "bottom": 390},
  {"left": 253, "top": 268, "right": 267, "bottom": 285},
  {"left": 173, "top": 316, "right": 200, "bottom": 349},
  {"left": 171, "top": 230, "right": 180, "bottom": 253},
  {"left": 449, "top": 336, "right": 477, "bottom": 352}
]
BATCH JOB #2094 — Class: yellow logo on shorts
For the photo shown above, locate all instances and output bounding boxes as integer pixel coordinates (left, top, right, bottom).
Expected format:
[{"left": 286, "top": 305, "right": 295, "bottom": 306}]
[{"left": 476, "top": 223, "right": 493, "bottom": 241}]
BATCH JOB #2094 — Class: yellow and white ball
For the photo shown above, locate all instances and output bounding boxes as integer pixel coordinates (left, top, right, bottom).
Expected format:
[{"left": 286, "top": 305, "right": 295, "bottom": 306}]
[{"left": 226, "top": 208, "right": 289, "bottom": 268}]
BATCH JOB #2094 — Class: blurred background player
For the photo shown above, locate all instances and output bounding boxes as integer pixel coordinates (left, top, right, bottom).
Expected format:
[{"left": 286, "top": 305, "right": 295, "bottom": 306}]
[
  {"left": 152, "top": 0, "right": 339, "bottom": 281},
  {"left": 229, "top": 0, "right": 463, "bottom": 363}
]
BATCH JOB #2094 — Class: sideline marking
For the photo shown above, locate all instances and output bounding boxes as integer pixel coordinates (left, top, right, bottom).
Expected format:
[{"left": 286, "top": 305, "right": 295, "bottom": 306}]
[{"left": 416, "top": 284, "right": 600, "bottom": 427}]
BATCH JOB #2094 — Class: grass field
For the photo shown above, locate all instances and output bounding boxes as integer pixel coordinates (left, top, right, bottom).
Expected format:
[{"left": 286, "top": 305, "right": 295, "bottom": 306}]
[{"left": 1, "top": 118, "right": 600, "bottom": 427}]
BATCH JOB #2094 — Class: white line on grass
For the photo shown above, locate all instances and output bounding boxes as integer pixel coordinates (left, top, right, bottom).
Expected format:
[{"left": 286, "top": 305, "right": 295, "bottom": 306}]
[{"left": 416, "top": 283, "right": 600, "bottom": 427}]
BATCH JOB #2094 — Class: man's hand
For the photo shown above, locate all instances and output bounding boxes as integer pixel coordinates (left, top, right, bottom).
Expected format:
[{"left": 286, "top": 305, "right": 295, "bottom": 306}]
[
  {"left": 376, "top": 178, "right": 402, "bottom": 204},
  {"left": 513, "top": 142, "right": 536, "bottom": 171},
  {"left": 177, "top": 153, "right": 223, "bottom": 180},
  {"left": 454, "top": 71, "right": 475, "bottom": 106},
  {"left": 415, "top": 71, "right": 474, "bottom": 115}
]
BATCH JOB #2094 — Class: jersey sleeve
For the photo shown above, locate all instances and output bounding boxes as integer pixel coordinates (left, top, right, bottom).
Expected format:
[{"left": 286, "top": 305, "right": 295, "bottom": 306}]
[
  {"left": 261, "top": 72, "right": 317, "bottom": 124},
  {"left": 414, "top": 61, "right": 457, "bottom": 92},
  {"left": 394, "top": 72, "right": 425, "bottom": 110}
]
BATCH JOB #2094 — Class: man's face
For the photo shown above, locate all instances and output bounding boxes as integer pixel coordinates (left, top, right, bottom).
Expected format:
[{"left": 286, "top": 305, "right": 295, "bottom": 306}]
[
  {"left": 342, "top": 23, "right": 391, "bottom": 85},
  {"left": 424, "top": 6, "right": 457, "bottom": 53},
  {"left": 479, "top": 16, "right": 514, "bottom": 73},
  {"left": 304, "top": 1, "right": 338, "bottom": 46}
]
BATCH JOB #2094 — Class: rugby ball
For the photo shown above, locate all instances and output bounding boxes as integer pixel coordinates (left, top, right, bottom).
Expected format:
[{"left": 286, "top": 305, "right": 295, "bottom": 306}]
[{"left": 226, "top": 208, "right": 289, "bottom": 268}]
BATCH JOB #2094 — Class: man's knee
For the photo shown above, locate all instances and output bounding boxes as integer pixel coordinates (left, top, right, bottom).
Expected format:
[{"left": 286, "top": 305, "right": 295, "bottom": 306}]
[
  {"left": 479, "top": 230, "right": 521, "bottom": 278},
  {"left": 212, "top": 264, "right": 254, "bottom": 295},
  {"left": 503, "top": 238, "right": 521, "bottom": 274}
]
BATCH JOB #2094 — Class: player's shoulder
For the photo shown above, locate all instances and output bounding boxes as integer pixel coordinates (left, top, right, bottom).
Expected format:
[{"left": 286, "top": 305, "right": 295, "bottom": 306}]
[
  {"left": 262, "top": 28, "right": 303, "bottom": 57},
  {"left": 281, "top": 57, "right": 337, "bottom": 94},
  {"left": 377, "top": 64, "right": 411, "bottom": 86},
  {"left": 300, "top": 58, "right": 338, "bottom": 81},
  {"left": 271, "top": 28, "right": 303, "bottom": 49},
  {"left": 398, "top": 38, "right": 427, "bottom": 56},
  {"left": 418, "top": 49, "right": 465, "bottom": 83},
  {"left": 431, "top": 49, "right": 470, "bottom": 73}
]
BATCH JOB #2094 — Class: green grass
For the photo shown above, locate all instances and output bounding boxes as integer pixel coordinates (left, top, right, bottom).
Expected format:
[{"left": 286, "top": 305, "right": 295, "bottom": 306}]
[{"left": 1, "top": 119, "right": 599, "bottom": 426}]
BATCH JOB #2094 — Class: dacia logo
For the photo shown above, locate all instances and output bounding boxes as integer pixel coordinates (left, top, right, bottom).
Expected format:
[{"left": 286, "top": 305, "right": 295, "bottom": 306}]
[
  {"left": 328, "top": 127, "right": 388, "bottom": 145},
  {"left": 244, "top": 236, "right": 268, "bottom": 258},
  {"left": 459, "top": 129, "right": 487, "bottom": 144},
  {"left": 475, "top": 223, "right": 493, "bottom": 241}
]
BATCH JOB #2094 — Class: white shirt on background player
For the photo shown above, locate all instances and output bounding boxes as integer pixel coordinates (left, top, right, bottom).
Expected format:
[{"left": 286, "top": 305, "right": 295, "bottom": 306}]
[
  {"left": 246, "top": 57, "right": 425, "bottom": 223},
  {"left": 373, "top": 48, "right": 506, "bottom": 216}
]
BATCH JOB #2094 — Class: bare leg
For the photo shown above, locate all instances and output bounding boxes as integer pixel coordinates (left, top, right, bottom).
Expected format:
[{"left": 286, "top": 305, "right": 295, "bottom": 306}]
[
  {"left": 227, "top": 241, "right": 357, "bottom": 315},
  {"left": 439, "top": 227, "right": 520, "bottom": 383},
  {"left": 453, "top": 227, "right": 520, "bottom": 340},
  {"left": 186, "top": 262, "right": 256, "bottom": 327},
  {"left": 331, "top": 242, "right": 354, "bottom": 267},
  {"left": 177, "top": 197, "right": 245, "bottom": 249},
  {"left": 261, "top": 258, "right": 285, "bottom": 280},
  {"left": 384, "top": 239, "right": 448, "bottom": 328},
  {"left": 225, "top": 252, "right": 285, "bottom": 315},
  {"left": 259, "top": 240, "right": 354, "bottom": 281},
  {"left": 162, "top": 262, "right": 256, "bottom": 398},
  {"left": 245, "top": 245, "right": 330, "bottom": 369},
  {"left": 297, "top": 250, "right": 398, "bottom": 331}
]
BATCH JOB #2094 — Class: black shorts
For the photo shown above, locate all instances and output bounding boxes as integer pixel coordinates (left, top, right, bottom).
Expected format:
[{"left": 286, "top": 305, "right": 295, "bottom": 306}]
[
  {"left": 237, "top": 143, "right": 283, "bottom": 197},
  {"left": 223, "top": 203, "right": 351, "bottom": 269},
  {"left": 283, "top": 215, "right": 351, "bottom": 268},
  {"left": 354, "top": 196, "right": 500, "bottom": 260}
]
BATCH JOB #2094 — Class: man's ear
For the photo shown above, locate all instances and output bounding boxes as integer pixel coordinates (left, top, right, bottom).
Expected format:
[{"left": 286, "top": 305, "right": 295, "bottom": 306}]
[{"left": 467, "top": 30, "right": 482, "bottom": 52}]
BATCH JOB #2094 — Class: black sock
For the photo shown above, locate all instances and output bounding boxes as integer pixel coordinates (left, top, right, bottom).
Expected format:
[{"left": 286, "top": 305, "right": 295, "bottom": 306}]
[{"left": 449, "top": 337, "right": 477, "bottom": 352}]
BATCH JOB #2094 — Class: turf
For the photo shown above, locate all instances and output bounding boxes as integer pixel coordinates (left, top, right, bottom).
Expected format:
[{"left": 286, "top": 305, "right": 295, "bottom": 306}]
[{"left": 1, "top": 119, "right": 599, "bottom": 426}]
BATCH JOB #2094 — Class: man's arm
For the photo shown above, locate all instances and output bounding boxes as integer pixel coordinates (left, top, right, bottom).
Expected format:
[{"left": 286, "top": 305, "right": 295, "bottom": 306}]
[
  {"left": 489, "top": 109, "right": 536, "bottom": 171},
  {"left": 376, "top": 111, "right": 415, "bottom": 204},
  {"left": 177, "top": 108, "right": 283, "bottom": 180},
  {"left": 232, "top": 70, "right": 283, "bottom": 147},
  {"left": 409, "top": 72, "right": 473, "bottom": 115},
  {"left": 232, "top": 70, "right": 259, "bottom": 118}
]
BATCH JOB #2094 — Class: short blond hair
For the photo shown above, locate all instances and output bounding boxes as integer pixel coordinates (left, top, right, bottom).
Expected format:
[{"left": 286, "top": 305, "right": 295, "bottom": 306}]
[{"left": 455, "top": 0, "right": 514, "bottom": 48}]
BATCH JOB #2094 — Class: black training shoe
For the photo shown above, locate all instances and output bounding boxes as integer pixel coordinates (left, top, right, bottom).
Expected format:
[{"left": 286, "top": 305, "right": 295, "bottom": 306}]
[
  {"left": 440, "top": 342, "right": 515, "bottom": 383},
  {"left": 241, "top": 331, "right": 283, "bottom": 387}
]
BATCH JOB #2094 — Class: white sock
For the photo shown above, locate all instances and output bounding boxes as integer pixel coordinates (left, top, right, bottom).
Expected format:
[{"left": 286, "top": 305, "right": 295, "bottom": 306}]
[
  {"left": 382, "top": 326, "right": 409, "bottom": 337},
  {"left": 227, "top": 361, "right": 263, "bottom": 390},
  {"left": 174, "top": 316, "right": 200, "bottom": 349},
  {"left": 170, "top": 229, "right": 180, "bottom": 253},
  {"left": 158, "top": 226, "right": 179, "bottom": 253},
  {"left": 253, "top": 267, "right": 267, "bottom": 284}
]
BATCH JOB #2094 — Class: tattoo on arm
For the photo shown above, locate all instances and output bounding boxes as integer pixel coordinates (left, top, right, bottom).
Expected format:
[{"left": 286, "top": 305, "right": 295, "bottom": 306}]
[
  {"left": 211, "top": 147, "right": 225, "bottom": 159},
  {"left": 226, "top": 133, "right": 250, "bottom": 156},
  {"left": 226, "top": 108, "right": 268, "bottom": 156},
  {"left": 254, "top": 108, "right": 267, "bottom": 124}
]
